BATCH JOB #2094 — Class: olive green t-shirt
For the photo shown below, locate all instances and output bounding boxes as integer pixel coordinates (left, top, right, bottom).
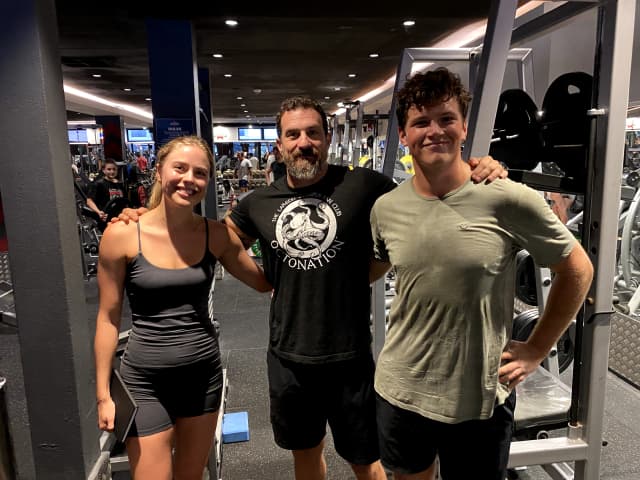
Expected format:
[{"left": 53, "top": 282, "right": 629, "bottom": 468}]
[{"left": 370, "top": 178, "right": 575, "bottom": 424}]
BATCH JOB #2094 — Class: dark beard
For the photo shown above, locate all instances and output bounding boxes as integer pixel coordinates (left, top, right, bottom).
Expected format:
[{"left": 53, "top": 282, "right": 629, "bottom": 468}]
[{"left": 284, "top": 152, "right": 324, "bottom": 180}]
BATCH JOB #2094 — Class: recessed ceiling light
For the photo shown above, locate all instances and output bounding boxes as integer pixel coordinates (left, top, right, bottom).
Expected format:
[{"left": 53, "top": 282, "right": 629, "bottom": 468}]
[
  {"left": 224, "top": 74, "right": 232, "bottom": 78},
  {"left": 236, "top": 96, "right": 243, "bottom": 100},
  {"left": 240, "top": 103, "right": 246, "bottom": 107},
  {"left": 348, "top": 74, "right": 357, "bottom": 78},
  {"left": 243, "top": 110, "right": 248, "bottom": 113},
  {"left": 403, "top": 20, "right": 415, "bottom": 27},
  {"left": 369, "top": 53, "right": 379, "bottom": 58},
  {"left": 123, "top": 88, "right": 132, "bottom": 91},
  {"left": 92, "top": 74, "right": 102, "bottom": 78},
  {"left": 334, "top": 87, "right": 341, "bottom": 91},
  {"left": 212, "top": 53, "right": 223, "bottom": 58},
  {"left": 324, "top": 96, "right": 330, "bottom": 100},
  {"left": 245, "top": 115, "right": 251, "bottom": 118},
  {"left": 145, "top": 97, "right": 151, "bottom": 101},
  {"left": 225, "top": 19, "right": 238, "bottom": 27}
]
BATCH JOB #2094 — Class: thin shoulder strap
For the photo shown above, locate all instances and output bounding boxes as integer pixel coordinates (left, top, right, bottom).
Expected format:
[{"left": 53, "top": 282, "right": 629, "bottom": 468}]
[
  {"left": 136, "top": 220, "right": 142, "bottom": 253},
  {"left": 203, "top": 217, "right": 210, "bottom": 253}
]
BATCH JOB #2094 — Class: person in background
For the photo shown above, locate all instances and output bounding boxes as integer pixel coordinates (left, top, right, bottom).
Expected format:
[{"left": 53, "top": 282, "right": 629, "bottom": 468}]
[
  {"left": 86, "top": 158, "right": 126, "bottom": 230},
  {"left": 265, "top": 148, "right": 277, "bottom": 185},
  {"left": 249, "top": 151, "right": 259, "bottom": 170},
  {"left": 236, "top": 152, "right": 253, "bottom": 193},
  {"left": 269, "top": 148, "right": 287, "bottom": 184},
  {"left": 369, "top": 68, "right": 594, "bottom": 480},
  {"left": 114, "top": 97, "right": 506, "bottom": 480},
  {"left": 136, "top": 152, "right": 148, "bottom": 172},
  {"left": 94, "top": 135, "right": 271, "bottom": 480}
]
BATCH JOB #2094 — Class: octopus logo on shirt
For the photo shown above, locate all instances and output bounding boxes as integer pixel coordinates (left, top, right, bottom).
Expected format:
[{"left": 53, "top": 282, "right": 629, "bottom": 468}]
[{"left": 274, "top": 198, "right": 338, "bottom": 259}]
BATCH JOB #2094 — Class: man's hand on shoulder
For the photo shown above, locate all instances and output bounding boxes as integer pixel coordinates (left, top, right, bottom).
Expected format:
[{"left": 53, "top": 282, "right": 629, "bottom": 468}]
[
  {"left": 109, "top": 207, "right": 149, "bottom": 225},
  {"left": 468, "top": 155, "right": 508, "bottom": 184}
]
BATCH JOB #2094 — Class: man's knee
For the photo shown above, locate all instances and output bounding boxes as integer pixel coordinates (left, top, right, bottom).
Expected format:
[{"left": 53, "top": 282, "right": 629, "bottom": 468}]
[
  {"left": 292, "top": 438, "right": 325, "bottom": 460},
  {"left": 351, "top": 459, "right": 387, "bottom": 480}
]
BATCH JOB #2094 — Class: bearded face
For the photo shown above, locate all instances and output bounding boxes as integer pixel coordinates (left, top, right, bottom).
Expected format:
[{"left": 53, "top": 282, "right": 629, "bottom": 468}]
[
  {"left": 277, "top": 108, "right": 330, "bottom": 184},
  {"left": 281, "top": 144, "right": 328, "bottom": 180}
]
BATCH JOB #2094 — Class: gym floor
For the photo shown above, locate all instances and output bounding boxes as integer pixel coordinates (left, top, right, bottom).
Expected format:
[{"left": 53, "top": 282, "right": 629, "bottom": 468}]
[{"left": 93, "top": 263, "right": 640, "bottom": 479}]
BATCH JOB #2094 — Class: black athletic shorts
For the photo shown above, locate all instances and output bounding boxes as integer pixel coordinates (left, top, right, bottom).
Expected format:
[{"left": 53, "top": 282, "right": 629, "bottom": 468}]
[
  {"left": 376, "top": 391, "right": 516, "bottom": 479},
  {"left": 267, "top": 350, "right": 379, "bottom": 465},
  {"left": 120, "top": 355, "right": 223, "bottom": 437}
]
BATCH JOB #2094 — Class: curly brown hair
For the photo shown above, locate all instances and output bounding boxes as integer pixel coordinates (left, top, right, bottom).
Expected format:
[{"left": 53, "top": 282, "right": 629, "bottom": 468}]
[{"left": 396, "top": 68, "right": 472, "bottom": 129}]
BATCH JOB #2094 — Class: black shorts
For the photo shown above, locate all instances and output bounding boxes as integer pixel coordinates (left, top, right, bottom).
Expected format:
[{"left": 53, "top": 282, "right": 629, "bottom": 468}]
[
  {"left": 376, "top": 391, "right": 516, "bottom": 479},
  {"left": 267, "top": 351, "right": 379, "bottom": 465},
  {"left": 120, "top": 356, "right": 223, "bottom": 437}
]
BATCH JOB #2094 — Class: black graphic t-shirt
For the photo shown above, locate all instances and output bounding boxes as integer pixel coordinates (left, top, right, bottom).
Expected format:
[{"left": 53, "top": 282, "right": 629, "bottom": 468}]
[
  {"left": 89, "top": 178, "right": 126, "bottom": 210},
  {"left": 230, "top": 165, "right": 396, "bottom": 364}
]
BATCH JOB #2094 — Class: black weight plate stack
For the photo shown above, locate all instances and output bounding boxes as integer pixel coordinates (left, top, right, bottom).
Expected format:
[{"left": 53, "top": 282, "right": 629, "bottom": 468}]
[
  {"left": 540, "top": 72, "right": 593, "bottom": 184},
  {"left": 490, "top": 89, "right": 544, "bottom": 171}
]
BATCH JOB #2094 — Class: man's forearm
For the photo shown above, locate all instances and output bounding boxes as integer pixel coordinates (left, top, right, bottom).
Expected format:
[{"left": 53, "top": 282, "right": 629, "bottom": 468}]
[
  {"left": 224, "top": 215, "right": 257, "bottom": 250},
  {"left": 527, "top": 248, "right": 593, "bottom": 357}
]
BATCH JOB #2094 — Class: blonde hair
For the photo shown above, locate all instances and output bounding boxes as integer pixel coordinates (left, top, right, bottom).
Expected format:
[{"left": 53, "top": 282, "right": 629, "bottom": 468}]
[{"left": 147, "top": 136, "right": 214, "bottom": 209}]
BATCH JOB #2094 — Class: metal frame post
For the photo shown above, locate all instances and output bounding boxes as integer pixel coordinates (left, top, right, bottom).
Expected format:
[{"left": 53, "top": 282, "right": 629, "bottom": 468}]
[
  {"left": 464, "top": 0, "right": 518, "bottom": 159},
  {"left": 353, "top": 102, "right": 364, "bottom": 167},
  {"left": 573, "top": 1, "right": 636, "bottom": 478},
  {"left": 329, "top": 115, "right": 340, "bottom": 163}
]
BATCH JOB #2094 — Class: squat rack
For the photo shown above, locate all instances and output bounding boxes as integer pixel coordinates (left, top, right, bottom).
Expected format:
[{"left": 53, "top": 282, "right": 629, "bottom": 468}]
[{"left": 374, "top": 1, "right": 636, "bottom": 479}]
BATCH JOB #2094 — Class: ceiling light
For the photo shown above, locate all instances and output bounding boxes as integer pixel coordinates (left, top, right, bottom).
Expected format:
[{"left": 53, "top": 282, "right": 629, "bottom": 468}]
[
  {"left": 225, "top": 19, "right": 238, "bottom": 26},
  {"left": 243, "top": 110, "right": 248, "bottom": 113},
  {"left": 348, "top": 74, "right": 356, "bottom": 78},
  {"left": 324, "top": 96, "right": 330, "bottom": 100},
  {"left": 369, "top": 53, "right": 379, "bottom": 58},
  {"left": 92, "top": 74, "right": 102, "bottom": 78},
  {"left": 240, "top": 103, "right": 246, "bottom": 107},
  {"left": 403, "top": 20, "right": 415, "bottom": 27},
  {"left": 253, "top": 88, "right": 262, "bottom": 94},
  {"left": 145, "top": 97, "right": 152, "bottom": 101},
  {"left": 63, "top": 84, "right": 153, "bottom": 120},
  {"left": 213, "top": 53, "right": 223, "bottom": 58},
  {"left": 236, "top": 96, "right": 243, "bottom": 100},
  {"left": 224, "top": 74, "right": 232, "bottom": 78},
  {"left": 245, "top": 115, "right": 251, "bottom": 118},
  {"left": 123, "top": 88, "right": 132, "bottom": 92},
  {"left": 334, "top": 87, "right": 341, "bottom": 91}
]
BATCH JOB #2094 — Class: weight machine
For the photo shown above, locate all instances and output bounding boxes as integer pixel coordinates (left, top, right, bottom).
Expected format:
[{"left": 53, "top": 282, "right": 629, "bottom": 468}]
[
  {"left": 373, "top": 2, "right": 635, "bottom": 479},
  {"left": 337, "top": 101, "right": 365, "bottom": 168}
]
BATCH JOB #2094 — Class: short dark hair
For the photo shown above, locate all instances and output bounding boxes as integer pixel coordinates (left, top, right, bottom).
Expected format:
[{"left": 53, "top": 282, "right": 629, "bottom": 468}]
[
  {"left": 396, "top": 68, "right": 472, "bottom": 129},
  {"left": 276, "top": 96, "right": 329, "bottom": 137},
  {"left": 103, "top": 158, "right": 117, "bottom": 167}
]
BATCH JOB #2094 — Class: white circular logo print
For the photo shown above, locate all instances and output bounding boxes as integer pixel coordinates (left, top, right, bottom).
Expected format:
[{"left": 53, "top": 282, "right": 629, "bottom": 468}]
[{"left": 275, "top": 198, "right": 337, "bottom": 259}]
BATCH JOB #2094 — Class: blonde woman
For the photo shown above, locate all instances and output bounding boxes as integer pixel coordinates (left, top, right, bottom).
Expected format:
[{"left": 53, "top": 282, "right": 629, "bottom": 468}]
[{"left": 94, "top": 136, "right": 271, "bottom": 479}]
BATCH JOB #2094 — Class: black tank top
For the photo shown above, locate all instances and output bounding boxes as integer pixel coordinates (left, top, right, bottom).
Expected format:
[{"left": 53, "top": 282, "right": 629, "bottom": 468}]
[{"left": 122, "top": 217, "right": 218, "bottom": 368}]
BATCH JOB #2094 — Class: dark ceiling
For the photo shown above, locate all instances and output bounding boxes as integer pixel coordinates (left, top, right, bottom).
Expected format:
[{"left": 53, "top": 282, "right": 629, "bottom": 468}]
[{"left": 55, "top": 1, "right": 498, "bottom": 124}]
